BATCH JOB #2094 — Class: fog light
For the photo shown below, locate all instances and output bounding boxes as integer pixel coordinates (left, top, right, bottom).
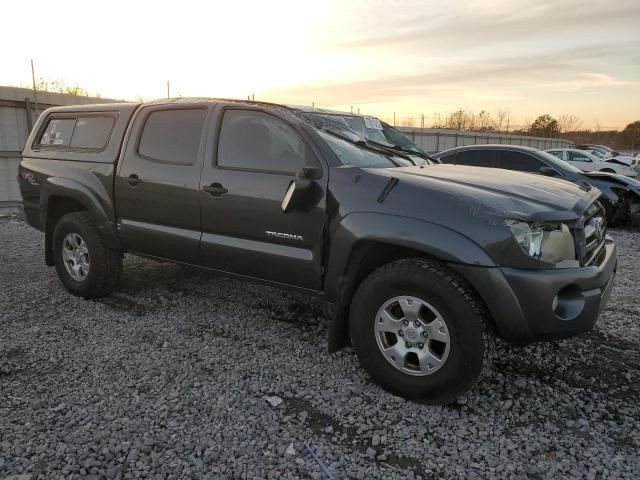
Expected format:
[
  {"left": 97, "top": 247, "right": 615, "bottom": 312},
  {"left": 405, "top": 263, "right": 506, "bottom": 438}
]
[{"left": 553, "top": 285, "right": 585, "bottom": 321}]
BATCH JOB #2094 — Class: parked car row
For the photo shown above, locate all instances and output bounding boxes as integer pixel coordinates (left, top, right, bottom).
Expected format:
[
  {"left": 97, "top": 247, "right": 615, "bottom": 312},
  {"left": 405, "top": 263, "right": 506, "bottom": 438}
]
[
  {"left": 432, "top": 145, "right": 640, "bottom": 226},
  {"left": 546, "top": 148, "right": 637, "bottom": 177},
  {"left": 574, "top": 144, "right": 639, "bottom": 170}
]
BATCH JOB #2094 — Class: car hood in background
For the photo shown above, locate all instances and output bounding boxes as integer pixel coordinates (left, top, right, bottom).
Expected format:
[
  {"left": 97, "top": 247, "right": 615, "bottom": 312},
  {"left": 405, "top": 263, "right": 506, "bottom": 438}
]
[{"left": 583, "top": 171, "right": 640, "bottom": 192}]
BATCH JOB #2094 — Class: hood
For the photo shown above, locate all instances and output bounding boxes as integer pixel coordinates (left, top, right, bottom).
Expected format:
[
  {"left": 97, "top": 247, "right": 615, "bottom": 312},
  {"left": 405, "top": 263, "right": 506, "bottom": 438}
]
[
  {"left": 607, "top": 156, "right": 635, "bottom": 166},
  {"left": 584, "top": 171, "right": 640, "bottom": 191},
  {"left": 384, "top": 164, "right": 599, "bottom": 222}
]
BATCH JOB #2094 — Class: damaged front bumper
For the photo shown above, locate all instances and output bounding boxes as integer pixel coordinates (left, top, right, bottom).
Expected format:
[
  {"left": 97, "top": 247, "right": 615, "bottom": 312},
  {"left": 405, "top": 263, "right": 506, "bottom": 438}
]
[{"left": 453, "top": 237, "right": 617, "bottom": 343}]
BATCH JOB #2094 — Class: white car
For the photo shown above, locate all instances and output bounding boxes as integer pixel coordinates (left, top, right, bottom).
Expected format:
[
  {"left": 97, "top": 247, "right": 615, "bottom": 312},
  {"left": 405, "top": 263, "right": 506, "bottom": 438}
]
[
  {"left": 576, "top": 145, "right": 637, "bottom": 167},
  {"left": 546, "top": 148, "right": 638, "bottom": 177}
]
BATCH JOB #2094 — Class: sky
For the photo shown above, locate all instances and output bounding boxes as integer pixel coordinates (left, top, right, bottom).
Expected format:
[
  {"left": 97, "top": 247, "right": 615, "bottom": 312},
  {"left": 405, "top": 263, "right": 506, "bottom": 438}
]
[{"left": 2, "top": 0, "right": 639, "bottom": 130}]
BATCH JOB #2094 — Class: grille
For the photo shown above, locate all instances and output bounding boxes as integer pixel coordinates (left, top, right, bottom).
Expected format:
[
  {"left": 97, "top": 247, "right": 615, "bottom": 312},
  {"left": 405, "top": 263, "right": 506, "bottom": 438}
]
[{"left": 573, "top": 202, "right": 607, "bottom": 267}]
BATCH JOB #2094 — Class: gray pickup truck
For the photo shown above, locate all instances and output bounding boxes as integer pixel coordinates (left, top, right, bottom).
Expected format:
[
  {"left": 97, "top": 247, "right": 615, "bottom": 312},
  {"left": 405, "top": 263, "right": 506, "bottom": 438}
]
[{"left": 18, "top": 99, "right": 617, "bottom": 404}]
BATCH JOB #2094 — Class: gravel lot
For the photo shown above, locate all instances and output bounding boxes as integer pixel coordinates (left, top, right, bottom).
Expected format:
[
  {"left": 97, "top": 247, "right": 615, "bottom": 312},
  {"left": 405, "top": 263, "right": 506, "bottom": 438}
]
[{"left": 1, "top": 217, "right": 639, "bottom": 480}]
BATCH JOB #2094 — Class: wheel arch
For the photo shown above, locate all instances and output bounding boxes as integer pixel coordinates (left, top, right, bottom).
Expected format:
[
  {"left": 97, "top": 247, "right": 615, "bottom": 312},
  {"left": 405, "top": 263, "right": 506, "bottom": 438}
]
[
  {"left": 324, "top": 212, "right": 496, "bottom": 352},
  {"left": 41, "top": 177, "right": 121, "bottom": 266}
]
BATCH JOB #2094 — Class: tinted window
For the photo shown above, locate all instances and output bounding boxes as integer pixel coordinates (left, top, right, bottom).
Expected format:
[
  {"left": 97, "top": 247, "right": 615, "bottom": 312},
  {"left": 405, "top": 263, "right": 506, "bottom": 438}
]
[
  {"left": 547, "top": 150, "right": 563, "bottom": 160},
  {"left": 437, "top": 153, "right": 456, "bottom": 164},
  {"left": 494, "top": 151, "right": 543, "bottom": 172},
  {"left": 139, "top": 109, "right": 206, "bottom": 165},
  {"left": 38, "top": 116, "right": 115, "bottom": 149},
  {"left": 39, "top": 119, "right": 75, "bottom": 146},
  {"left": 70, "top": 117, "right": 114, "bottom": 149},
  {"left": 217, "top": 110, "right": 311, "bottom": 174},
  {"left": 567, "top": 151, "right": 591, "bottom": 162},
  {"left": 455, "top": 150, "right": 494, "bottom": 167}
]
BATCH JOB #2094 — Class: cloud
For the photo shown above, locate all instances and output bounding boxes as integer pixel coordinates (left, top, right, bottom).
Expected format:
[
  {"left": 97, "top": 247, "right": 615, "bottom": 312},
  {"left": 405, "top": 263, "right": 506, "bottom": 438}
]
[
  {"left": 264, "top": 42, "right": 638, "bottom": 105},
  {"left": 325, "top": 0, "right": 640, "bottom": 54}
]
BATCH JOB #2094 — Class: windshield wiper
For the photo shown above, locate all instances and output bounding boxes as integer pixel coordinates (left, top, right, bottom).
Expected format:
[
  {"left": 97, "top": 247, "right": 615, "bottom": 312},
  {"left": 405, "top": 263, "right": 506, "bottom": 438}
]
[
  {"left": 321, "top": 129, "right": 407, "bottom": 167},
  {"left": 352, "top": 139, "right": 417, "bottom": 165},
  {"left": 366, "top": 140, "right": 436, "bottom": 163}
]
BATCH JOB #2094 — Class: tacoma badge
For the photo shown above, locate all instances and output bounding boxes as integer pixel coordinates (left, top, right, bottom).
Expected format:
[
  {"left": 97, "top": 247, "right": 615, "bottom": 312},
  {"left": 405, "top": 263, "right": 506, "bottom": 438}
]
[{"left": 265, "top": 230, "right": 304, "bottom": 242}]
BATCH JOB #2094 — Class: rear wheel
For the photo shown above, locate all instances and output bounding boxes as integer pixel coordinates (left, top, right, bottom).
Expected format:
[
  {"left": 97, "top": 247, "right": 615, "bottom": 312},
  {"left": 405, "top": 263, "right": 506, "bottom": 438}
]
[
  {"left": 350, "top": 258, "right": 494, "bottom": 404},
  {"left": 52, "top": 212, "right": 122, "bottom": 298}
]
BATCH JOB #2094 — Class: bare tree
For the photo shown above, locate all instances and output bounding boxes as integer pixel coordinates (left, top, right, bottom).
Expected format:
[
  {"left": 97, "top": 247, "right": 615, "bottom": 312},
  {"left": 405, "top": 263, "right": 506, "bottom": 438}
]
[
  {"left": 446, "top": 109, "right": 470, "bottom": 130},
  {"left": 477, "top": 110, "right": 494, "bottom": 132},
  {"left": 558, "top": 114, "right": 583, "bottom": 136},
  {"left": 494, "top": 109, "right": 511, "bottom": 133},
  {"left": 403, "top": 117, "right": 415, "bottom": 128},
  {"left": 432, "top": 113, "right": 445, "bottom": 128}
]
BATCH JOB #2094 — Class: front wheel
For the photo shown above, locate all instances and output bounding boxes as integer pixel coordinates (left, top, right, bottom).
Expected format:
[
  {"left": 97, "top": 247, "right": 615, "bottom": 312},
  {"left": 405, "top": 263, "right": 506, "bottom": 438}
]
[
  {"left": 52, "top": 212, "right": 122, "bottom": 299},
  {"left": 350, "top": 258, "right": 494, "bottom": 404}
]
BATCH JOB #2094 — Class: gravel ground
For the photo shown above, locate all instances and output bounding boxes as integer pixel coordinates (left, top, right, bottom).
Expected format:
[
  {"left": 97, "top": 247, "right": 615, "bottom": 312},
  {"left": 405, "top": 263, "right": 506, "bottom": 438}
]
[{"left": 1, "top": 217, "right": 639, "bottom": 480}]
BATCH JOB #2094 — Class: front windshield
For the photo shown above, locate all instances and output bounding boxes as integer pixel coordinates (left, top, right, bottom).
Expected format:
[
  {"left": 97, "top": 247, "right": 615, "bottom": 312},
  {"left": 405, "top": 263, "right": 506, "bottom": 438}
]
[
  {"left": 317, "top": 131, "right": 397, "bottom": 168},
  {"left": 302, "top": 111, "right": 433, "bottom": 165},
  {"left": 596, "top": 145, "right": 614, "bottom": 153},
  {"left": 537, "top": 150, "right": 584, "bottom": 174},
  {"left": 304, "top": 112, "right": 428, "bottom": 156}
]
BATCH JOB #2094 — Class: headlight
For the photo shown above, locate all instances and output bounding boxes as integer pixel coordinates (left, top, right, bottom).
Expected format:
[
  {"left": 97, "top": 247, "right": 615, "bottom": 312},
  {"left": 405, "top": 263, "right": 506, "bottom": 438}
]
[{"left": 506, "top": 220, "right": 578, "bottom": 267}]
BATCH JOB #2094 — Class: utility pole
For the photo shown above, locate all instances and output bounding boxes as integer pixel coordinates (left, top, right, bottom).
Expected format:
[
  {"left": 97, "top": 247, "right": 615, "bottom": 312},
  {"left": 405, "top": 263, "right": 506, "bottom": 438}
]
[
  {"left": 421, "top": 113, "right": 424, "bottom": 130},
  {"left": 252, "top": 93, "right": 255, "bottom": 101},
  {"left": 30, "top": 59, "right": 39, "bottom": 119},
  {"left": 312, "top": 101, "right": 314, "bottom": 108},
  {"left": 167, "top": 81, "right": 170, "bottom": 98},
  {"left": 357, "top": 108, "right": 360, "bottom": 114},
  {"left": 350, "top": 105, "right": 353, "bottom": 113},
  {"left": 393, "top": 112, "right": 396, "bottom": 126}
]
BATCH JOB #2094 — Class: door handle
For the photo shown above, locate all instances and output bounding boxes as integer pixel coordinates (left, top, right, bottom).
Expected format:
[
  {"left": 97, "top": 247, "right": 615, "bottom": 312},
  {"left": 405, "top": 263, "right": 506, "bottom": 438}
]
[
  {"left": 202, "top": 183, "right": 228, "bottom": 197},
  {"left": 124, "top": 174, "right": 142, "bottom": 186}
]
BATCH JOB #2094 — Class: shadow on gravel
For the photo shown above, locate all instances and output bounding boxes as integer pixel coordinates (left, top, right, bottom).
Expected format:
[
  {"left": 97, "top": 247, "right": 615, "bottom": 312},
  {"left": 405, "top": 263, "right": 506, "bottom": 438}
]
[
  {"left": 284, "top": 397, "right": 435, "bottom": 479},
  {"left": 494, "top": 332, "right": 639, "bottom": 399}
]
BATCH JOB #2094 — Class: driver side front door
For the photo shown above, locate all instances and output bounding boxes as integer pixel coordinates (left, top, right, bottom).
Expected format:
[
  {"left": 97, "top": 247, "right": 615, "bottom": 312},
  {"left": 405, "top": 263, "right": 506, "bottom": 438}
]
[{"left": 199, "top": 107, "right": 327, "bottom": 290}]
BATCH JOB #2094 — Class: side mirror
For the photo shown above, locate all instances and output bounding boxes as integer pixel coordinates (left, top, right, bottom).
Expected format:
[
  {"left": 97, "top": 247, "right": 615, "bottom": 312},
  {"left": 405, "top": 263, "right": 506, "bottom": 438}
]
[
  {"left": 281, "top": 169, "right": 318, "bottom": 213},
  {"left": 539, "top": 166, "right": 558, "bottom": 177}
]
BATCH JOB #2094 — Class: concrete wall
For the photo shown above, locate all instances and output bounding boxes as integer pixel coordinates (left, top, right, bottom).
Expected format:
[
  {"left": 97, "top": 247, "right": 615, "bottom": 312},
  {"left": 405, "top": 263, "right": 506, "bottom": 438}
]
[
  {"left": 397, "top": 127, "right": 573, "bottom": 153},
  {"left": 0, "top": 86, "right": 121, "bottom": 204}
]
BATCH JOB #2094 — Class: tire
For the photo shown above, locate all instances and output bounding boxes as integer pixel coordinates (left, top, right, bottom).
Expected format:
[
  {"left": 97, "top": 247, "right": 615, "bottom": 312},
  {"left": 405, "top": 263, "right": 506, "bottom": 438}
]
[
  {"left": 349, "top": 258, "right": 494, "bottom": 404},
  {"left": 52, "top": 212, "right": 122, "bottom": 299}
]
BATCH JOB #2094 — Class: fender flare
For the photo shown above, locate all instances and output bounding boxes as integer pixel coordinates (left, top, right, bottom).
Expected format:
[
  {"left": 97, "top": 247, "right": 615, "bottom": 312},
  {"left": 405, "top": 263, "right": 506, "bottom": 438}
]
[
  {"left": 40, "top": 176, "right": 122, "bottom": 249},
  {"left": 323, "top": 212, "right": 497, "bottom": 352},
  {"left": 324, "top": 212, "right": 496, "bottom": 301}
]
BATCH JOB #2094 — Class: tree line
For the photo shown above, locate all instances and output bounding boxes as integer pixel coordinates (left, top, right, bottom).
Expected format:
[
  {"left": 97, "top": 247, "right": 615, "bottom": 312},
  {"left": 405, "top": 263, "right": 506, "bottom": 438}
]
[
  {"left": 398, "top": 110, "right": 639, "bottom": 150},
  {"left": 16, "top": 79, "right": 640, "bottom": 150}
]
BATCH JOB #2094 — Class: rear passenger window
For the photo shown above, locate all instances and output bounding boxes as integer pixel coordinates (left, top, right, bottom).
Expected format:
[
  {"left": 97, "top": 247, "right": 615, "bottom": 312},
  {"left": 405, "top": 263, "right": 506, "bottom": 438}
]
[
  {"left": 70, "top": 117, "right": 114, "bottom": 149},
  {"left": 456, "top": 150, "right": 494, "bottom": 167},
  {"left": 38, "top": 116, "right": 115, "bottom": 150},
  {"left": 39, "top": 119, "right": 76, "bottom": 147},
  {"left": 494, "top": 151, "right": 542, "bottom": 172},
  {"left": 138, "top": 109, "right": 207, "bottom": 165},
  {"left": 217, "top": 110, "right": 311, "bottom": 174}
]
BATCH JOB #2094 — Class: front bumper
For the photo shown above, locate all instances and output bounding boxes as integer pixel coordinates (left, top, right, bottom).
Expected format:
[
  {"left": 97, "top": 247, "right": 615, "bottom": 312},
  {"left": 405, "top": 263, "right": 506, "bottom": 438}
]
[{"left": 453, "top": 237, "right": 617, "bottom": 343}]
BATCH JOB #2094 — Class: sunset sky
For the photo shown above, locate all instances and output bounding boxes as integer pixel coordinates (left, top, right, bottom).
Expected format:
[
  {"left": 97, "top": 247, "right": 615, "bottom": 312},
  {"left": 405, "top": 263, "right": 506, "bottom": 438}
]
[{"left": 2, "top": 0, "right": 639, "bottom": 129}]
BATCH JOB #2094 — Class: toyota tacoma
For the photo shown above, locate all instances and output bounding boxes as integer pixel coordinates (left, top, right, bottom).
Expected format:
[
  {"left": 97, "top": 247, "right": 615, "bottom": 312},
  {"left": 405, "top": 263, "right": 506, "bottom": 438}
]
[{"left": 18, "top": 99, "right": 617, "bottom": 404}]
